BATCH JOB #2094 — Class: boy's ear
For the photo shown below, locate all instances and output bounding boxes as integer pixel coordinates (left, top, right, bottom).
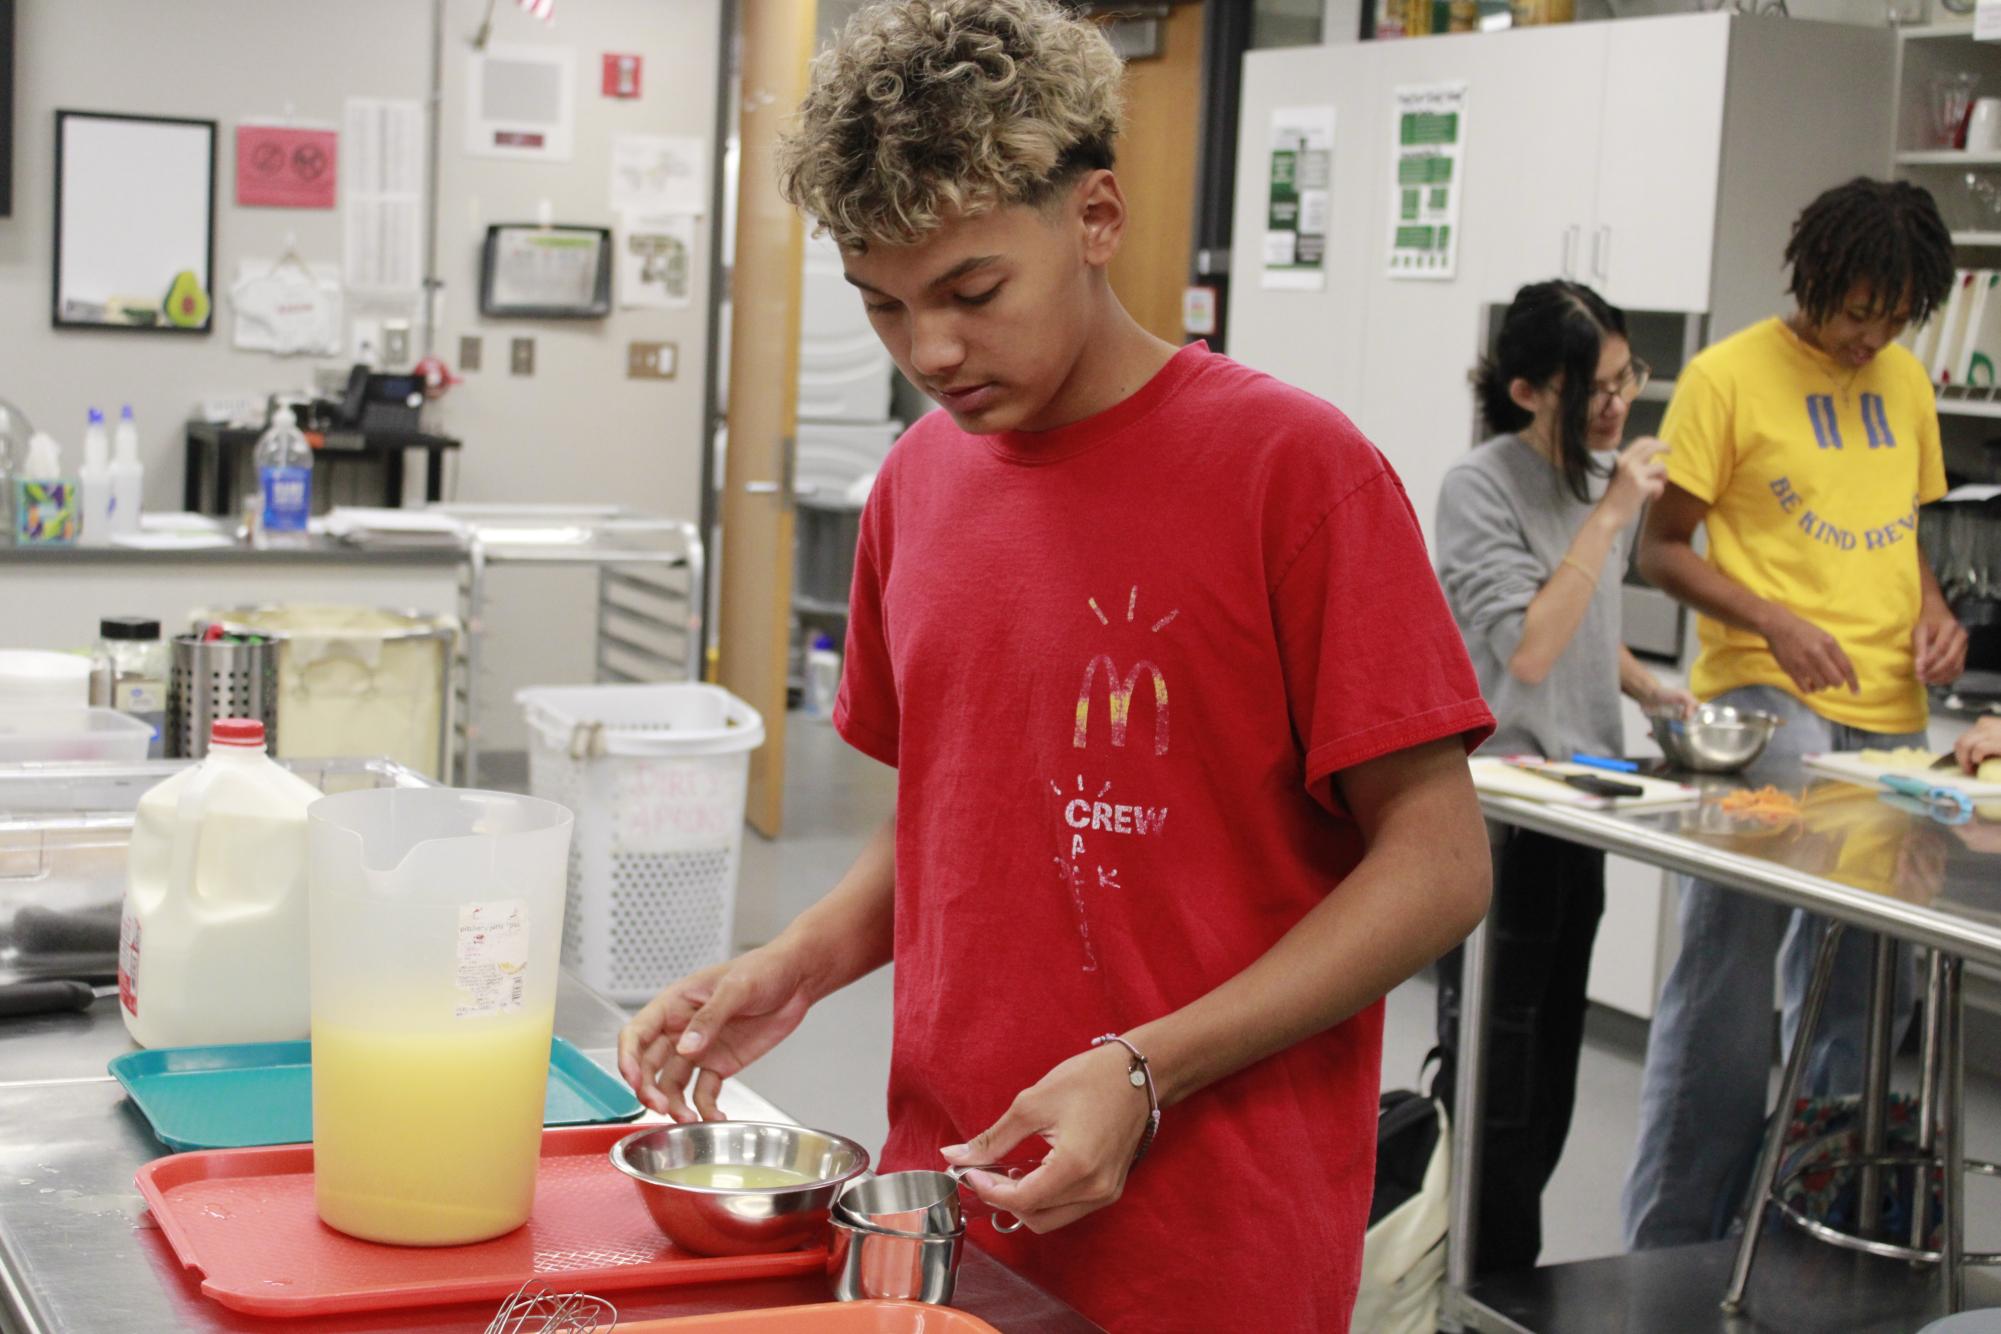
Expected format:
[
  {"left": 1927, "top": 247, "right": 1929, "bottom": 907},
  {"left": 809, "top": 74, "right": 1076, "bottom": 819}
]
[{"left": 1075, "top": 169, "right": 1126, "bottom": 267}]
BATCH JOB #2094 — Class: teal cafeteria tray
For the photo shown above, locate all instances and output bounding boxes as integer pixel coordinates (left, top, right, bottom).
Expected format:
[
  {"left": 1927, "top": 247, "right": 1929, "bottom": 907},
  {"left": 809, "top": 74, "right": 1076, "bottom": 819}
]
[{"left": 108, "top": 1036, "right": 643, "bottom": 1152}]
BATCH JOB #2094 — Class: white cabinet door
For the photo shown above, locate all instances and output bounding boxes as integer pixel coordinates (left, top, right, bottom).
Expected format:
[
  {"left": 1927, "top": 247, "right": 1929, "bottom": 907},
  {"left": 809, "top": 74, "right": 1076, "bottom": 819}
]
[
  {"left": 1353, "top": 34, "right": 1508, "bottom": 546},
  {"left": 1466, "top": 24, "right": 1607, "bottom": 306},
  {"left": 1591, "top": 13, "right": 1730, "bottom": 313},
  {"left": 1225, "top": 44, "right": 1380, "bottom": 421}
]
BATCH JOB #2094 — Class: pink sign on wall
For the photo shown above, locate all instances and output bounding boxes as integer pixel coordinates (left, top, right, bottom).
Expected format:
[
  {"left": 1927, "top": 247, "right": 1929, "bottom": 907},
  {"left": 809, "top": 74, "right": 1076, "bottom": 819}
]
[{"left": 235, "top": 125, "right": 337, "bottom": 209}]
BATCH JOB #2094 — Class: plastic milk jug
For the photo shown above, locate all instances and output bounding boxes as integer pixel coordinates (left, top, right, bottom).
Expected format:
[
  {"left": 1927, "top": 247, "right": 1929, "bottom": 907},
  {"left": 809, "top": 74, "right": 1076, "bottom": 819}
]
[
  {"left": 308, "top": 787, "right": 573, "bottom": 1245},
  {"left": 118, "top": 718, "right": 320, "bottom": 1047}
]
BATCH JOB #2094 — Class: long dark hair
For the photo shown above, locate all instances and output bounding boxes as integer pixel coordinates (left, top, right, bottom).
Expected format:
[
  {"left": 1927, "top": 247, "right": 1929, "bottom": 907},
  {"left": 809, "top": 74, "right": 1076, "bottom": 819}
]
[{"left": 1474, "top": 281, "right": 1627, "bottom": 503}]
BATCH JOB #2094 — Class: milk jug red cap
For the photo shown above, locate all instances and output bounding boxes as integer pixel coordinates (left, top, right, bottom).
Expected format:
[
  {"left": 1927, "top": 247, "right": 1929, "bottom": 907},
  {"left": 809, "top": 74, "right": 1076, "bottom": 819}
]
[{"left": 210, "top": 718, "right": 266, "bottom": 748}]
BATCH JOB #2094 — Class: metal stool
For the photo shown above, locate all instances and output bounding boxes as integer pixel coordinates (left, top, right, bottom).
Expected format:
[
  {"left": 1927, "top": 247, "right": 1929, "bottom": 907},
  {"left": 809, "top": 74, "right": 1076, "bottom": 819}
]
[{"left": 1725, "top": 921, "right": 1995, "bottom": 1315}]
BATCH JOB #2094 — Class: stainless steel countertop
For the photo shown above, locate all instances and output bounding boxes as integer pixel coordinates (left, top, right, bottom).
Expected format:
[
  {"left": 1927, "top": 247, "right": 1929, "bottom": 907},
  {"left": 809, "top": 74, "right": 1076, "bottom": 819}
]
[
  {"left": 0, "top": 539, "right": 461, "bottom": 566},
  {"left": 1479, "top": 761, "right": 2001, "bottom": 968},
  {"left": 0, "top": 978, "right": 1098, "bottom": 1333}
]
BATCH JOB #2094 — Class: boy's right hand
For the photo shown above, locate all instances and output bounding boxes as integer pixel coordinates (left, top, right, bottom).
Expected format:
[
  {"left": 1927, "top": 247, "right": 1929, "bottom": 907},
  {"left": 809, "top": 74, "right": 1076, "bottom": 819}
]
[
  {"left": 1762, "top": 606, "right": 1860, "bottom": 696},
  {"left": 618, "top": 942, "right": 816, "bottom": 1121},
  {"left": 1599, "top": 437, "right": 1671, "bottom": 528}
]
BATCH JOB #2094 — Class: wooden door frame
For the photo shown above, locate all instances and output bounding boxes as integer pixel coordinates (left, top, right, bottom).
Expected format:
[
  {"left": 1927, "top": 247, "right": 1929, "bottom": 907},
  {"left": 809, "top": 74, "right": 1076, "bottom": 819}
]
[{"left": 718, "top": 0, "right": 817, "bottom": 838}]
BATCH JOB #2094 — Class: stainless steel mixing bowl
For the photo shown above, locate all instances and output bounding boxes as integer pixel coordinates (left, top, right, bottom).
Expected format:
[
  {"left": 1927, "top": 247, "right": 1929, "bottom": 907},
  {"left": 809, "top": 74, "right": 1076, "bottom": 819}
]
[
  {"left": 610, "top": 1121, "right": 869, "bottom": 1256},
  {"left": 1648, "top": 702, "right": 1783, "bottom": 774}
]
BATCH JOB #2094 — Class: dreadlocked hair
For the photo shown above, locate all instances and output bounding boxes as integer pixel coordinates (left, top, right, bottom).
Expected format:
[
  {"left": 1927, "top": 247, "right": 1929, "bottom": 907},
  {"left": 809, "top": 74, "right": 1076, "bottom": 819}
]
[{"left": 1784, "top": 178, "right": 1954, "bottom": 327}]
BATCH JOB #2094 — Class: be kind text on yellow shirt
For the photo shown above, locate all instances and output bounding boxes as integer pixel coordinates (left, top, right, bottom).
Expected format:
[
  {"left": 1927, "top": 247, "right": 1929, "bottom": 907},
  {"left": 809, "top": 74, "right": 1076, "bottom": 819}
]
[{"left": 1662, "top": 317, "right": 1946, "bottom": 734}]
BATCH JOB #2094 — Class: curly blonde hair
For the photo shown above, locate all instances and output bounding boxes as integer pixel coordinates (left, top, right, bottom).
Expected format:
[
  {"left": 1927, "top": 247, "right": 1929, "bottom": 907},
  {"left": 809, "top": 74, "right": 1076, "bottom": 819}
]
[{"left": 776, "top": 0, "right": 1125, "bottom": 251}]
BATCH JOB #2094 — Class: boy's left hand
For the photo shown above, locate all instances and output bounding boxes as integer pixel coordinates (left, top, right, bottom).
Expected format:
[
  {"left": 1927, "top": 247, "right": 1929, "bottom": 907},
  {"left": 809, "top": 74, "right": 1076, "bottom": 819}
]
[
  {"left": 1915, "top": 605, "right": 1970, "bottom": 687},
  {"left": 939, "top": 1042, "right": 1150, "bottom": 1234}
]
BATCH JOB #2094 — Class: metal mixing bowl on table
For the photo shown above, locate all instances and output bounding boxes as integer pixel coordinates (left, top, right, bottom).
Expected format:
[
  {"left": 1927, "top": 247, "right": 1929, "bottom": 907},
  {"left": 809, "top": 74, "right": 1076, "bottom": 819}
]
[
  {"left": 611, "top": 1121, "right": 869, "bottom": 1255},
  {"left": 1647, "top": 702, "right": 1783, "bottom": 774}
]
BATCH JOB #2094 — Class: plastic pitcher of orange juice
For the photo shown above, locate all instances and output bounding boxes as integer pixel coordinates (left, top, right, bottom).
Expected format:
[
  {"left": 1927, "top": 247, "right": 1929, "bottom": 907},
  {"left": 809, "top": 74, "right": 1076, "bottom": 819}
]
[{"left": 307, "top": 787, "right": 573, "bottom": 1246}]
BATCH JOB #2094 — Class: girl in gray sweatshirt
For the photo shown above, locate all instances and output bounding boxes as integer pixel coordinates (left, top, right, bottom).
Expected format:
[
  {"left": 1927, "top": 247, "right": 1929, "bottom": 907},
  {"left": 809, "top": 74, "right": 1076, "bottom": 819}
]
[{"left": 1429, "top": 280, "right": 1689, "bottom": 1275}]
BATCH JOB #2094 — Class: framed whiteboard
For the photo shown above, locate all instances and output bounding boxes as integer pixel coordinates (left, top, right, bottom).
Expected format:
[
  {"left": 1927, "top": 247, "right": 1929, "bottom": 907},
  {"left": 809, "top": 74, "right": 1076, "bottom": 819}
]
[{"left": 53, "top": 110, "right": 216, "bottom": 332}]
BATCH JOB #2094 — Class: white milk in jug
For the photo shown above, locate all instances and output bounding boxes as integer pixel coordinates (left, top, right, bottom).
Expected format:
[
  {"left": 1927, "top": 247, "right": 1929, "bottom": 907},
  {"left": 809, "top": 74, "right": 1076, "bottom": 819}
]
[{"left": 119, "top": 717, "right": 321, "bottom": 1047}]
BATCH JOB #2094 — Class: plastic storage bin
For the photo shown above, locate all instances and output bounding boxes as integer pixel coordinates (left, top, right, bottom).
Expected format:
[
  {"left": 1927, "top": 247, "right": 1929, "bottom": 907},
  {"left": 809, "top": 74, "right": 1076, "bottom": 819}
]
[
  {"left": 0, "top": 649, "right": 92, "bottom": 708},
  {"left": 0, "top": 756, "right": 431, "bottom": 989},
  {"left": 0, "top": 707, "right": 153, "bottom": 763},
  {"left": 516, "top": 684, "right": 764, "bottom": 1004}
]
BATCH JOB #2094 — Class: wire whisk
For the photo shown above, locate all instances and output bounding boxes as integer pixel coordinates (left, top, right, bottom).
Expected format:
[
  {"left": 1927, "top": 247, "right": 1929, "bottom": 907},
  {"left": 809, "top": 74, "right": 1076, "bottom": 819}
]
[{"left": 484, "top": 1279, "right": 618, "bottom": 1334}]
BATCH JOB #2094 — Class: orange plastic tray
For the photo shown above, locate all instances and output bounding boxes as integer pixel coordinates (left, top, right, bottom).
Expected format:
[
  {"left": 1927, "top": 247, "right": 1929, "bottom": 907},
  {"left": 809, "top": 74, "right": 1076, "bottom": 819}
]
[
  {"left": 134, "top": 1123, "right": 826, "bottom": 1318},
  {"left": 620, "top": 1303, "right": 1002, "bottom": 1332}
]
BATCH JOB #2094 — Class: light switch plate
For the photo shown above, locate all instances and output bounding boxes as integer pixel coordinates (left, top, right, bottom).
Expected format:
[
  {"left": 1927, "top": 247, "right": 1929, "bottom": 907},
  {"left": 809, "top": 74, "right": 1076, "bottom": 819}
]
[
  {"left": 626, "top": 341, "right": 677, "bottom": 380},
  {"left": 511, "top": 337, "right": 535, "bottom": 376},
  {"left": 459, "top": 335, "right": 482, "bottom": 372},
  {"left": 382, "top": 320, "right": 412, "bottom": 368},
  {"left": 350, "top": 317, "right": 382, "bottom": 367}
]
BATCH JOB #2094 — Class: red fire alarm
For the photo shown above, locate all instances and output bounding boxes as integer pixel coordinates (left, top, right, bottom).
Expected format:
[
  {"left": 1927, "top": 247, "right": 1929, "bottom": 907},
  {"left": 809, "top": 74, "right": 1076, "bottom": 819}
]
[{"left": 602, "top": 53, "right": 642, "bottom": 99}]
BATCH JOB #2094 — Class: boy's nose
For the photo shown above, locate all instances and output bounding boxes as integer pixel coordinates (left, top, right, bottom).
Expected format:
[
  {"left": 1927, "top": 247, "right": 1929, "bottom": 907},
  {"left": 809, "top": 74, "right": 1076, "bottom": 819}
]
[{"left": 908, "top": 313, "right": 966, "bottom": 380}]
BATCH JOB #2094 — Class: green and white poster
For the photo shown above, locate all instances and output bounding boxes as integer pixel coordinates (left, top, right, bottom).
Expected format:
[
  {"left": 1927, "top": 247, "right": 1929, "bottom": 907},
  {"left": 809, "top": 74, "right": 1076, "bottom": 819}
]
[
  {"left": 1387, "top": 83, "right": 1467, "bottom": 282},
  {"left": 1262, "top": 105, "right": 1334, "bottom": 291}
]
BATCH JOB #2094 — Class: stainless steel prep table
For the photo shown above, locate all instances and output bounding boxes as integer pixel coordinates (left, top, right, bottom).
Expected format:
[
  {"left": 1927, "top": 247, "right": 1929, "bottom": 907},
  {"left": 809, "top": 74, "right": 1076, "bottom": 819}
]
[
  {"left": 0, "top": 976, "right": 1098, "bottom": 1333},
  {"left": 1449, "top": 763, "right": 2001, "bottom": 1333}
]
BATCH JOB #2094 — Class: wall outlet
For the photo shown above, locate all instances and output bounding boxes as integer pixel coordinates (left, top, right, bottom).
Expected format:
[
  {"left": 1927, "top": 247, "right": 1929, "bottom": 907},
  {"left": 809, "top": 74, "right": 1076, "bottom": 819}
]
[
  {"left": 511, "top": 337, "right": 535, "bottom": 376},
  {"left": 459, "top": 335, "right": 482, "bottom": 372},
  {"left": 626, "top": 341, "right": 677, "bottom": 380}
]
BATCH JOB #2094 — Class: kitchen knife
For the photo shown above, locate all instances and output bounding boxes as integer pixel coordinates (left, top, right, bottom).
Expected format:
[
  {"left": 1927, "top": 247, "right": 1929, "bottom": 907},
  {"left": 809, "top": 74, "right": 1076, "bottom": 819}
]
[{"left": 1504, "top": 760, "right": 1645, "bottom": 800}]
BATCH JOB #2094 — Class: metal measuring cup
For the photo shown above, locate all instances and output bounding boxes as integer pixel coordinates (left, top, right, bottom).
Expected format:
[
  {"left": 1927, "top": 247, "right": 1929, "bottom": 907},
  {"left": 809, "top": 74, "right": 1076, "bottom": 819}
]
[{"left": 832, "top": 1164, "right": 1031, "bottom": 1237}]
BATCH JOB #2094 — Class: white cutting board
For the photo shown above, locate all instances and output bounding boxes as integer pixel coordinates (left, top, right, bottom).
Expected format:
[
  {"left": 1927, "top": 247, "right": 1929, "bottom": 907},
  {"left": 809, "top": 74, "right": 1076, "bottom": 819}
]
[
  {"left": 1803, "top": 751, "right": 2001, "bottom": 799},
  {"left": 1470, "top": 757, "right": 1700, "bottom": 811}
]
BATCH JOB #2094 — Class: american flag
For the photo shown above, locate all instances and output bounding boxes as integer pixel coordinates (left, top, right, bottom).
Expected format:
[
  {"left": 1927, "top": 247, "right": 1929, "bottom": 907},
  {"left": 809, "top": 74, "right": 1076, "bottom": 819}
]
[{"left": 519, "top": 0, "right": 554, "bottom": 19}]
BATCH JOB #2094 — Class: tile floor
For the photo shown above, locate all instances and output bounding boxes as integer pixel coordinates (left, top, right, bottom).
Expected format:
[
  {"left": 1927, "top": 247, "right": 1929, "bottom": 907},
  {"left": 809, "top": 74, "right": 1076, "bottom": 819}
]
[{"left": 693, "top": 715, "right": 2001, "bottom": 1274}]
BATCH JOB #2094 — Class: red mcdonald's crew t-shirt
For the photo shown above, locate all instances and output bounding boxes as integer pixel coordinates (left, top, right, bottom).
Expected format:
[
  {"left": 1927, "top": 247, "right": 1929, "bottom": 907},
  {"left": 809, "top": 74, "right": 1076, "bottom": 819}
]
[{"left": 833, "top": 342, "right": 1492, "bottom": 1332}]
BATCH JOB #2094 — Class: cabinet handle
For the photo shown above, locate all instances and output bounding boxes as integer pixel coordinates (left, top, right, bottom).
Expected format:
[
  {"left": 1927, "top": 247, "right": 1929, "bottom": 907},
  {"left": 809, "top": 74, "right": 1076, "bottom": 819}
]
[
  {"left": 1563, "top": 225, "right": 1580, "bottom": 281},
  {"left": 1592, "top": 225, "right": 1610, "bottom": 284}
]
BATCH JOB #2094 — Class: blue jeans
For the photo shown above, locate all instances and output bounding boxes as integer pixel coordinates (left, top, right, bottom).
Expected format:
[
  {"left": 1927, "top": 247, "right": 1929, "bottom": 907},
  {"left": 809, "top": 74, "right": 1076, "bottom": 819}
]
[{"left": 1621, "top": 684, "right": 1923, "bottom": 1250}]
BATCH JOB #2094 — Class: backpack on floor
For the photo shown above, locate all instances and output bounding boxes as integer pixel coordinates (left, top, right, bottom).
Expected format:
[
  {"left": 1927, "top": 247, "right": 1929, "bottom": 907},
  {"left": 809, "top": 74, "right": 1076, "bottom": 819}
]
[{"left": 1351, "top": 1088, "right": 1450, "bottom": 1334}]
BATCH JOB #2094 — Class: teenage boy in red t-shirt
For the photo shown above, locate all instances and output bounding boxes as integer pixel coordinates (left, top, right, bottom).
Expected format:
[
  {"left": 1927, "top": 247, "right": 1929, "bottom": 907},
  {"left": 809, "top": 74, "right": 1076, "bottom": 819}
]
[{"left": 619, "top": 2, "right": 1495, "bottom": 1327}]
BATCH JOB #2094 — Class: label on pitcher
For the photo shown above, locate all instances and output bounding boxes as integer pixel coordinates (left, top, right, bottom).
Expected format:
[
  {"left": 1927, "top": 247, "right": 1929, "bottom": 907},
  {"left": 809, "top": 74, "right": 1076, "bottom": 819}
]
[
  {"left": 455, "top": 900, "right": 529, "bottom": 1019},
  {"left": 118, "top": 912, "right": 140, "bottom": 1017}
]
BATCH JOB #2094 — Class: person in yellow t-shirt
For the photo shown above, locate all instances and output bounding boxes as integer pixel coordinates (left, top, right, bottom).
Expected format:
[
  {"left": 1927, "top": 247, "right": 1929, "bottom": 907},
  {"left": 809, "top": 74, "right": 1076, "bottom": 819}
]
[{"left": 1623, "top": 178, "right": 1970, "bottom": 1250}]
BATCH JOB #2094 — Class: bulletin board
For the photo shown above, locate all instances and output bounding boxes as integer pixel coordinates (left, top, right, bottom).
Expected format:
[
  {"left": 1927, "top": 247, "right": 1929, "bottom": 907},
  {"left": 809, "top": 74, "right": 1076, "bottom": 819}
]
[{"left": 52, "top": 110, "right": 217, "bottom": 332}]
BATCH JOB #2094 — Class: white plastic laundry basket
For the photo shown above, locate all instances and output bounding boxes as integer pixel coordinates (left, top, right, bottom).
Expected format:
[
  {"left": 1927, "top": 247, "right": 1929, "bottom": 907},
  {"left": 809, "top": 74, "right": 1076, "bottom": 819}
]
[{"left": 516, "top": 683, "right": 765, "bottom": 1004}]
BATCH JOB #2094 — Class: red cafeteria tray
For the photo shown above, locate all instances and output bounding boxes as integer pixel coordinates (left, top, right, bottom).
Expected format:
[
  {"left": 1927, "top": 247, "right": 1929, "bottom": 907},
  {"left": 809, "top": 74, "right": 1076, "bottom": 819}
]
[
  {"left": 621, "top": 1304, "right": 1001, "bottom": 1332},
  {"left": 134, "top": 1122, "right": 827, "bottom": 1318}
]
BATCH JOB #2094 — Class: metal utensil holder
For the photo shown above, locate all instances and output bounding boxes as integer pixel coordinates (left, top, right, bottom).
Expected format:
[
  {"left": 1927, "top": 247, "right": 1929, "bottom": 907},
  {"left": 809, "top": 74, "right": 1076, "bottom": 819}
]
[{"left": 170, "top": 635, "right": 279, "bottom": 758}]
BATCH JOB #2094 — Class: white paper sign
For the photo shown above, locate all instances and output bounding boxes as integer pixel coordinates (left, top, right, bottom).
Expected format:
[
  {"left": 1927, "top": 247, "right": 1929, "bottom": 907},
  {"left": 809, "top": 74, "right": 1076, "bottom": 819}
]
[
  {"left": 617, "top": 209, "right": 697, "bottom": 310},
  {"left": 1262, "top": 106, "right": 1335, "bottom": 292},
  {"left": 1387, "top": 82, "right": 1469, "bottom": 282},
  {"left": 344, "top": 98, "right": 425, "bottom": 293},
  {"left": 610, "top": 134, "right": 708, "bottom": 214},
  {"left": 230, "top": 258, "right": 343, "bottom": 355}
]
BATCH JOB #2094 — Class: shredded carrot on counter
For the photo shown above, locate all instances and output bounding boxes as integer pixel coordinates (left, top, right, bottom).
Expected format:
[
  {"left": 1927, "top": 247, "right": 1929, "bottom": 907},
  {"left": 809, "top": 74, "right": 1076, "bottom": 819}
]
[{"left": 1719, "top": 785, "right": 1802, "bottom": 818}]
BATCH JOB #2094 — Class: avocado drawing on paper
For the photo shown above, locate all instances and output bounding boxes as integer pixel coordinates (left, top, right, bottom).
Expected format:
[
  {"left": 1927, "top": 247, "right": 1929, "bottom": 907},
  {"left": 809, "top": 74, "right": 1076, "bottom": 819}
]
[{"left": 162, "top": 269, "right": 211, "bottom": 329}]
